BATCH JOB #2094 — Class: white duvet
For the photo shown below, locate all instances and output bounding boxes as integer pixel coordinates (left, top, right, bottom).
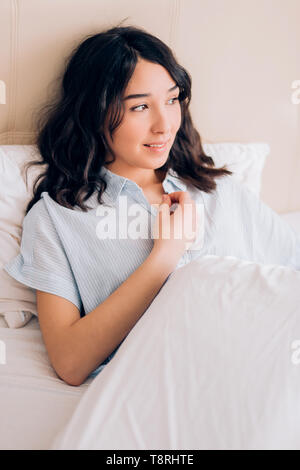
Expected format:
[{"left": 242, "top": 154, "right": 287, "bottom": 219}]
[{"left": 51, "top": 255, "right": 300, "bottom": 450}]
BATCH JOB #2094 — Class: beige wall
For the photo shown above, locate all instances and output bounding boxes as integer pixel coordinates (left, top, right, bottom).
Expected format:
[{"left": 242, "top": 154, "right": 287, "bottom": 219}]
[{"left": 0, "top": 0, "right": 299, "bottom": 213}]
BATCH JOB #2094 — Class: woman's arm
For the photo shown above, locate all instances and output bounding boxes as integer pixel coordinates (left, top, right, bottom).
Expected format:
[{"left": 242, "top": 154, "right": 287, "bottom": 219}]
[{"left": 37, "top": 248, "right": 175, "bottom": 386}]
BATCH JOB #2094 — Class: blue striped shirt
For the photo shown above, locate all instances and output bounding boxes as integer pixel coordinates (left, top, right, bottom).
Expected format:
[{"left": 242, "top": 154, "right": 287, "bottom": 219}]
[{"left": 4, "top": 166, "right": 300, "bottom": 377}]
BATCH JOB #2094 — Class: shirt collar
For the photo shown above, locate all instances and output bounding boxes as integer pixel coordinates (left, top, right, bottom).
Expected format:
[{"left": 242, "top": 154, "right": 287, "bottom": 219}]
[{"left": 99, "top": 166, "right": 187, "bottom": 206}]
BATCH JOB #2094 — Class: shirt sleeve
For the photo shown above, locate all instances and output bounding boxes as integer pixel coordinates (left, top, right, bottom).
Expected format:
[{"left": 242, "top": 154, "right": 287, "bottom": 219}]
[
  {"left": 4, "top": 199, "right": 83, "bottom": 312},
  {"left": 231, "top": 178, "right": 300, "bottom": 271}
]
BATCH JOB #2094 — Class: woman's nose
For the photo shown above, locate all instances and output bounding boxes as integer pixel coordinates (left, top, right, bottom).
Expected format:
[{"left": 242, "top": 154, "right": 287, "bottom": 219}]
[{"left": 150, "top": 108, "right": 171, "bottom": 134}]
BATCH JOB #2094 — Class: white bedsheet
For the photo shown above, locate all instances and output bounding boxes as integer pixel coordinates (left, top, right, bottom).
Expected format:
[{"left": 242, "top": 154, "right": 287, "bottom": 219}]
[
  {"left": 1, "top": 211, "right": 300, "bottom": 450},
  {"left": 0, "top": 317, "right": 90, "bottom": 450},
  {"left": 51, "top": 254, "right": 300, "bottom": 450}
]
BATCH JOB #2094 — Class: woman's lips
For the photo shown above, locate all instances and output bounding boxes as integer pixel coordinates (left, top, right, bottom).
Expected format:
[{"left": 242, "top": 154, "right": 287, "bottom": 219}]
[{"left": 143, "top": 142, "right": 168, "bottom": 152}]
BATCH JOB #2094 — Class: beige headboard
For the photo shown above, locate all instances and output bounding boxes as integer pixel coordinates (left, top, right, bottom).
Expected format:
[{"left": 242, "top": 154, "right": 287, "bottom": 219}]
[{"left": 0, "top": 0, "right": 299, "bottom": 213}]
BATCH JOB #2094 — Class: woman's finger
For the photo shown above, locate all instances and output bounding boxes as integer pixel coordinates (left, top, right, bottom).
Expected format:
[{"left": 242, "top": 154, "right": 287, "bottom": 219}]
[{"left": 167, "top": 191, "right": 192, "bottom": 207}]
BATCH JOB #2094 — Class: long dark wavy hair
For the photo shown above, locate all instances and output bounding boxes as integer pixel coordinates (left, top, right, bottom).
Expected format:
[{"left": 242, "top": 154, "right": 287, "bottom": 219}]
[{"left": 24, "top": 23, "right": 232, "bottom": 214}]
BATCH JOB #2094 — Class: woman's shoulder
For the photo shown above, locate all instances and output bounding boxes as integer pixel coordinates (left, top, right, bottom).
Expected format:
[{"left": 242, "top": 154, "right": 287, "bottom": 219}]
[
  {"left": 25, "top": 193, "right": 49, "bottom": 220},
  {"left": 215, "top": 173, "right": 240, "bottom": 191},
  {"left": 213, "top": 174, "right": 254, "bottom": 201},
  {"left": 21, "top": 193, "right": 70, "bottom": 252},
  {"left": 23, "top": 192, "right": 57, "bottom": 231},
  {"left": 191, "top": 174, "right": 256, "bottom": 217},
  {"left": 25, "top": 191, "right": 78, "bottom": 220},
  {"left": 189, "top": 174, "right": 239, "bottom": 201}
]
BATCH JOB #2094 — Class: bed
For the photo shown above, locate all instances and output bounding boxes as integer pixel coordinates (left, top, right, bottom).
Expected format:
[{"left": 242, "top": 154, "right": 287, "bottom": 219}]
[
  {"left": 1, "top": 143, "right": 300, "bottom": 450},
  {"left": 0, "top": 316, "right": 91, "bottom": 450},
  {"left": 1, "top": 243, "right": 300, "bottom": 450},
  {"left": 1, "top": 0, "right": 300, "bottom": 450}
]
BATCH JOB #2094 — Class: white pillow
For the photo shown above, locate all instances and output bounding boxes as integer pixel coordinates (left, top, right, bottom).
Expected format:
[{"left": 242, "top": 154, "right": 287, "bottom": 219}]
[
  {"left": 202, "top": 142, "right": 270, "bottom": 196},
  {"left": 0, "top": 145, "right": 46, "bottom": 327},
  {"left": 0, "top": 142, "right": 268, "bottom": 328}
]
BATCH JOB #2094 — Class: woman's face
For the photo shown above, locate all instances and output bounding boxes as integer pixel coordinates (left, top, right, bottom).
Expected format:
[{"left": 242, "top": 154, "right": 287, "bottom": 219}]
[{"left": 104, "top": 59, "right": 182, "bottom": 180}]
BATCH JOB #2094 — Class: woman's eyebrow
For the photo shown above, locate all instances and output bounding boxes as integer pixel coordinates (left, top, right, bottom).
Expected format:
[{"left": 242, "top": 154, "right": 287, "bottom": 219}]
[{"left": 123, "top": 84, "right": 179, "bottom": 101}]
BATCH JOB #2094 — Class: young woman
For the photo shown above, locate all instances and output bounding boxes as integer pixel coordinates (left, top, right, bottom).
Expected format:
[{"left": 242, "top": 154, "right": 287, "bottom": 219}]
[{"left": 4, "top": 25, "right": 300, "bottom": 386}]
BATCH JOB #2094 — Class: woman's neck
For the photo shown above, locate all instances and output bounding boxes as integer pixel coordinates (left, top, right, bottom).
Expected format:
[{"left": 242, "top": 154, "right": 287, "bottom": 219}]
[{"left": 104, "top": 164, "right": 166, "bottom": 190}]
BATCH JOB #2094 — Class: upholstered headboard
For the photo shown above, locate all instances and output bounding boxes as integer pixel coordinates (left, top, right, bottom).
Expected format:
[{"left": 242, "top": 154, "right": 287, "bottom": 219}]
[{"left": 0, "top": 0, "right": 299, "bottom": 213}]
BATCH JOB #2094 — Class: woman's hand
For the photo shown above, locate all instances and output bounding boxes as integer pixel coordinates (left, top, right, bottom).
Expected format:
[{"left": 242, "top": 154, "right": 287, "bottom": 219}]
[{"left": 152, "top": 191, "right": 199, "bottom": 269}]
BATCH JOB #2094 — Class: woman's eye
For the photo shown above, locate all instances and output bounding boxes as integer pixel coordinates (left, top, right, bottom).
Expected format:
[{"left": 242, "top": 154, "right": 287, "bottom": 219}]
[{"left": 131, "top": 97, "right": 179, "bottom": 112}]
